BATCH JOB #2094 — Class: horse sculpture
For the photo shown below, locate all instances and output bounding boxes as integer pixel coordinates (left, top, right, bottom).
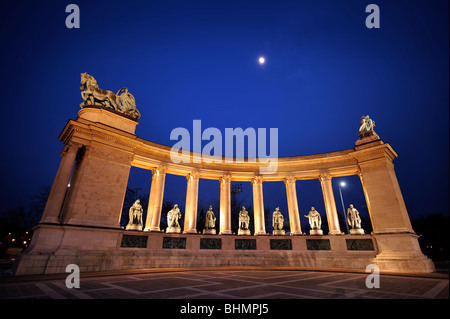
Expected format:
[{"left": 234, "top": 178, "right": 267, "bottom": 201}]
[{"left": 79, "top": 72, "right": 141, "bottom": 119}]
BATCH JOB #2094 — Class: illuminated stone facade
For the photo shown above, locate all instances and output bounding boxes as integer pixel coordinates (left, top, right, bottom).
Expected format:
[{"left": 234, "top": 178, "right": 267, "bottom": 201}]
[{"left": 15, "top": 108, "right": 435, "bottom": 275}]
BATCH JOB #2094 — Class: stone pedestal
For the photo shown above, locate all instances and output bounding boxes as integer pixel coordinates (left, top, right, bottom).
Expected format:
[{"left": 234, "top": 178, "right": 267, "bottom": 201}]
[
  {"left": 310, "top": 229, "right": 323, "bottom": 236},
  {"left": 371, "top": 233, "right": 435, "bottom": 273},
  {"left": 56, "top": 109, "right": 136, "bottom": 229},
  {"left": 166, "top": 227, "right": 181, "bottom": 234},
  {"left": 272, "top": 230, "right": 285, "bottom": 236},
  {"left": 350, "top": 228, "right": 365, "bottom": 235},
  {"left": 203, "top": 229, "right": 216, "bottom": 235},
  {"left": 125, "top": 224, "right": 143, "bottom": 231},
  {"left": 238, "top": 229, "right": 251, "bottom": 236},
  {"left": 14, "top": 224, "right": 432, "bottom": 276},
  {"left": 78, "top": 106, "right": 138, "bottom": 134},
  {"left": 16, "top": 106, "right": 436, "bottom": 275},
  {"left": 355, "top": 130, "right": 383, "bottom": 149}
]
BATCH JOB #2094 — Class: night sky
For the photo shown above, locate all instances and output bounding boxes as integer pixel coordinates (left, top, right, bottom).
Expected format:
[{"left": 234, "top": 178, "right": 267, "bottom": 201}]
[{"left": 0, "top": 0, "right": 448, "bottom": 228}]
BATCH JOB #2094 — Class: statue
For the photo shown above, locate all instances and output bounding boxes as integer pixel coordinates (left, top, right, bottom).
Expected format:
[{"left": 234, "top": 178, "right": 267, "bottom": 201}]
[
  {"left": 166, "top": 204, "right": 182, "bottom": 233},
  {"left": 238, "top": 206, "right": 251, "bottom": 235},
  {"left": 347, "top": 204, "right": 364, "bottom": 234},
  {"left": 203, "top": 205, "right": 216, "bottom": 235},
  {"left": 79, "top": 73, "right": 141, "bottom": 119},
  {"left": 125, "top": 199, "right": 143, "bottom": 231},
  {"left": 304, "top": 207, "right": 323, "bottom": 235},
  {"left": 359, "top": 115, "right": 375, "bottom": 135},
  {"left": 272, "top": 207, "right": 285, "bottom": 235}
]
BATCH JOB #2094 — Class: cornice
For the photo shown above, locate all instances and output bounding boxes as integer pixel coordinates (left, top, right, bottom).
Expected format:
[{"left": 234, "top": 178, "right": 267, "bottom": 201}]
[{"left": 57, "top": 115, "right": 399, "bottom": 181}]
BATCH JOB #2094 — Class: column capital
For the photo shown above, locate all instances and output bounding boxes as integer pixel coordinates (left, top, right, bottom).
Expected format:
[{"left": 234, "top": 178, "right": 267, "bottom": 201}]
[
  {"left": 251, "top": 176, "right": 263, "bottom": 185},
  {"left": 61, "top": 142, "right": 83, "bottom": 157},
  {"left": 319, "top": 171, "right": 332, "bottom": 182},
  {"left": 284, "top": 175, "right": 296, "bottom": 185},
  {"left": 219, "top": 174, "right": 231, "bottom": 184},
  {"left": 152, "top": 165, "right": 167, "bottom": 176},
  {"left": 186, "top": 170, "right": 200, "bottom": 181},
  {"left": 67, "top": 141, "right": 83, "bottom": 149},
  {"left": 357, "top": 170, "right": 363, "bottom": 179}
]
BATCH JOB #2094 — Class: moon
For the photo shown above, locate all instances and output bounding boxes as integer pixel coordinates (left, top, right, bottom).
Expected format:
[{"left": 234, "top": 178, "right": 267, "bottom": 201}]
[{"left": 258, "top": 57, "right": 265, "bottom": 64}]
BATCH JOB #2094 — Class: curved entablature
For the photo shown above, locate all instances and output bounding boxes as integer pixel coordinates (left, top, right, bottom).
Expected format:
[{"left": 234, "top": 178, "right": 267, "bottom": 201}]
[
  {"left": 29, "top": 107, "right": 434, "bottom": 275},
  {"left": 16, "top": 74, "right": 434, "bottom": 277},
  {"left": 59, "top": 108, "right": 395, "bottom": 183}
]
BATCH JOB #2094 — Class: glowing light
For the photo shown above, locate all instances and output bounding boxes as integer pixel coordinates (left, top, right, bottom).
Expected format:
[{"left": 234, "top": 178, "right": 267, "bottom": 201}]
[
  {"left": 340, "top": 182, "right": 346, "bottom": 187},
  {"left": 258, "top": 57, "right": 265, "bottom": 64}
]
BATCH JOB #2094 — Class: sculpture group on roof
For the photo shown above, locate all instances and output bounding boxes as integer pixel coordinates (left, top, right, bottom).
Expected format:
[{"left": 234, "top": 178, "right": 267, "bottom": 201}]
[{"left": 79, "top": 72, "right": 141, "bottom": 120}]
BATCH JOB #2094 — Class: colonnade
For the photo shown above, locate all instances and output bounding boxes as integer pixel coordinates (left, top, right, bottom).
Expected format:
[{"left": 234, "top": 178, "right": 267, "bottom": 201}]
[
  {"left": 40, "top": 143, "right": 360, "bottom": 235},
  {"left": 139, "top": 166, "right": 355, "bottom": 236},
  {"left": 31, "top": 107, "right": 435, "bottom": 274}
]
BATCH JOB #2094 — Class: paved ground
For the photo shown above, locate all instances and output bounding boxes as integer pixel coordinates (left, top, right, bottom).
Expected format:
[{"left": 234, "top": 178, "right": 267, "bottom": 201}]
[{"left": 0, "top": 269, "right": 448, "bottom": 300}]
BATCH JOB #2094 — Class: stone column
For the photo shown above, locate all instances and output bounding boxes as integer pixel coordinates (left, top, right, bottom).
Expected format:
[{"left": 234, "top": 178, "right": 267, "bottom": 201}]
[
  {"left": 284, "top": 176, "right": 302, "bottom": 235},
  {"left": 144, "top": 166, "right": 167, "bottom": 232},
  {"left": 358, "top": 160, "right": 415, "bottom": 234},
  {"left": 183, "top": 171, "right": 199, "bottom": 233},
  {"left": 219, "top": 174, "right": 232, "bottom": 235},
  {"left": 251, "top": 176, "right": 266, "bottom": 235},
  {"left": 355, "top": 145, "right": 434, "bottom": 273},
  {"left": 59, "top": 144, "right": 132, "bottom": 228},
  {"left": 319, "top": 173, "right": 342, "bottom": 235},
  {"left": 40, "top": 142, "right": 80, "bottom": 224}
]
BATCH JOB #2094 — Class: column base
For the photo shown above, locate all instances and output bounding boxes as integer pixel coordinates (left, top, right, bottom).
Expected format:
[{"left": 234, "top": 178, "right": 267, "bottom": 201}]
[
  {"left": 350, "top": 228, "right": 365, "bottom": 235},
  {"left": 144, "top": 227, "right": 162, "bottom": 232},
  {"left": 254, "top": 231, "right": 268, "bottom": 236},
  {"left": 372, "top": 254, "right": 435, "bottom": 273},
  {"left": 371, "top": 232, "right": 436, "bottom": 273},
  {"left": 166, "top": 227, "right": 182, "bottom": 234},
  {"left": 125, "top": 224, "right": 143, "bottom": 231},
  {"left": 328, "top": 230, "right": 344, "bottom": 235},
  {"left": 183, "top": 229, "right": 198, "bottom": 234},
  {"left": 39, "top": 217, "right": 59, "bottom": 224},
  {"left": 238, "top": 229, "right": 251, "bottom": 236},
  {"left": 219, "top": 230, "right": 233, "bottom": 235}
]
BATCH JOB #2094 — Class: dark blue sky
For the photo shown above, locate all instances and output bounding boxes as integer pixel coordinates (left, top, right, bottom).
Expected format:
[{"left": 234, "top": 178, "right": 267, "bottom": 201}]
[{"left": 0, "top": 0, "right": 448, "bottom": 225}]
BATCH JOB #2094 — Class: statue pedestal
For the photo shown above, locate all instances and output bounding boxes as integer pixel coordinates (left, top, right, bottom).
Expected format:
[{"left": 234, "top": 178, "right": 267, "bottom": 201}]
[
  {"left": 125, "top": 224, "right": 143, "bottom": 231},
  {"left": 166, "top": 227, "right": 181, "bottom": 234},
  {"left": 14, "top": 224, "right": 435, "bottom": 275},
  {"left": 203, "top": 229, "right": 216, "bottom": 235},
  {"left": 355, "top": 130, "right": 383, "bottom": 150},
  {"left": 310, "top": 229, "right": 323, "bottom": 236},
  {"left": 238, "top": 229, "right": 251, "bottom": 236},
  {"left": 350, "top": 228, "right": 365, "bottom": 235},
  {"left": 272, "top": 230, "right": 285, "bottom": 236},
  {"left": 78, "top": 107, "right": 138, "bottom": 134}
]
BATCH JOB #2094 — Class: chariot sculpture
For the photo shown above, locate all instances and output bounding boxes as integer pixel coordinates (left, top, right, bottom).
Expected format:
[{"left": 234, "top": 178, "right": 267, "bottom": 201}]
[{"left": 79, "top": 72, "right": 141, "bottom": 120}]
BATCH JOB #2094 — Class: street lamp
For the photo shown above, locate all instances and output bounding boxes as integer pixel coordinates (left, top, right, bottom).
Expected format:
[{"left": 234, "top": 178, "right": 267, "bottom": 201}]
[{"left": 338, "top": 181, "right": 350, "bottom": 234}]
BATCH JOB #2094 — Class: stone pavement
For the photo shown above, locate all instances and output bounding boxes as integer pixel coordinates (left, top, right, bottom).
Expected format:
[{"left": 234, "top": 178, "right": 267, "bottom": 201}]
[{"left": 0, "top": 269, "right": 448, "bottom": 299}]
